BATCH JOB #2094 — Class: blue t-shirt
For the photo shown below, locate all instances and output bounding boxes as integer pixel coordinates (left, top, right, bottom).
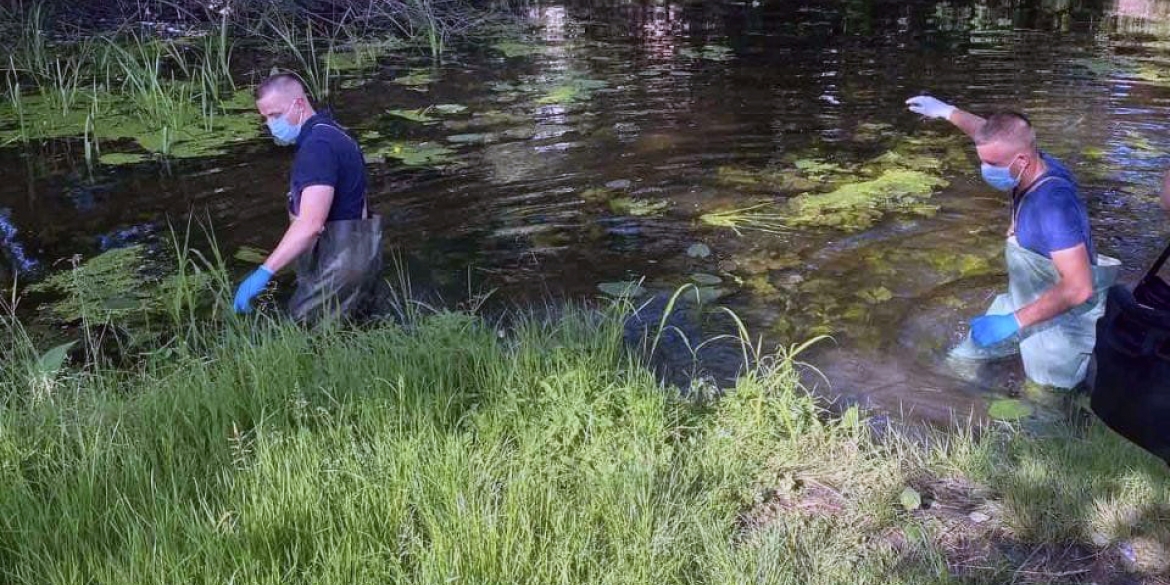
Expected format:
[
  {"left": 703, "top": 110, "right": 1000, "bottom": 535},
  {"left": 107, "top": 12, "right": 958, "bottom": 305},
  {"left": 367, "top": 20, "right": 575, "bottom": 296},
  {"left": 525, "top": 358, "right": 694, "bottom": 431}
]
[
  {"left": 289, "top": 113, "right": 368, "bottom": 221},
  {"left": 1013, "top": 153, "right": 1095, "bottom": 261}
]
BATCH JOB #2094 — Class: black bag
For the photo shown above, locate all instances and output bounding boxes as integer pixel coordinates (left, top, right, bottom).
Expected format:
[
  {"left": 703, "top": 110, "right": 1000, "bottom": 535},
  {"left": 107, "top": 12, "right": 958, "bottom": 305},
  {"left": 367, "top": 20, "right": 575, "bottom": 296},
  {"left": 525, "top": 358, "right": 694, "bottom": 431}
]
[
  {"left": 1133, "top": 239, "right": 1170, "bottom": 311},
  {"left": 1091, "top": 242, "right": 1170, "bottom": 464}
]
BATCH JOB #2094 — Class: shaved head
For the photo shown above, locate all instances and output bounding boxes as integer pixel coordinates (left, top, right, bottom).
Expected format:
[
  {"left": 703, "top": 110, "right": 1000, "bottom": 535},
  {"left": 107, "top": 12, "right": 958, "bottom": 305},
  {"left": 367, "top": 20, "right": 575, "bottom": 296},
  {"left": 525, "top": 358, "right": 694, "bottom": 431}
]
[
  {"left": 255, "top": 72, "right": 314, "bottom": 127},
  {"left": 255, "top": 73, "right": 307, "bottom": 102},
  {"left": 975, "top": 111, "right": 1037, "bottom": 152},
  {"left": 974, "top": 111, "right": 1040, "bottom": 171}
]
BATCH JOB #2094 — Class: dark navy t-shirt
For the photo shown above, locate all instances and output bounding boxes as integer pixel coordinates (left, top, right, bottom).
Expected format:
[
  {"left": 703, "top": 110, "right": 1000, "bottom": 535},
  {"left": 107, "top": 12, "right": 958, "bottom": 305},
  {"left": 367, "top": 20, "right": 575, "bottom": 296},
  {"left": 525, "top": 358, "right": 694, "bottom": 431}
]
[
  {"left": 1013, "top": 153, "right": 1096, "bottom": 262},
  {"left": 289, "top": 113, "right": 367, "bottom": 221}
]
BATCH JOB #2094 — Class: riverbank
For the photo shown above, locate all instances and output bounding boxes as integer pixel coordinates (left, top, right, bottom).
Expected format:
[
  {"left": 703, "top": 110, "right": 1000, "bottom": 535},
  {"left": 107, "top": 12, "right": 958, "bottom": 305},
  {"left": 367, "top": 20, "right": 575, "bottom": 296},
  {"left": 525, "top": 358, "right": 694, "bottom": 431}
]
[{"left": 0, "top": 301, "right": 1166, "bottom": 583}]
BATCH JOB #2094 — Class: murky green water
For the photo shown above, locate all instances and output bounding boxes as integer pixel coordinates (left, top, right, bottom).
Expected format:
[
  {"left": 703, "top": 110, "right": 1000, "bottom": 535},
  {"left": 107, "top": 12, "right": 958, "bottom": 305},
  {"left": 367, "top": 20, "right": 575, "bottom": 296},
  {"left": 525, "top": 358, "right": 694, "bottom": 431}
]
[{"left": 5, "top": 0, "right": 1170, "bottom": 420}]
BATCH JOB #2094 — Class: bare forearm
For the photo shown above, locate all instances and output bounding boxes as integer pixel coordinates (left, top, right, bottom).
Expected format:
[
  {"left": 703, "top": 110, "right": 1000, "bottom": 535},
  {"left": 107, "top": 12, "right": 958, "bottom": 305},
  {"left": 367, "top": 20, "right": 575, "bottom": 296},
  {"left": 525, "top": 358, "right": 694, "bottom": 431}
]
[
  {"left": 947, "top": 108, "right": 986, "bottom": 141},
  {"left": 263, "top": 221, "right": 322, "bottom": 273},
  {"left": 1015, "top": 282, "right": 1092, "bottom": 329}
]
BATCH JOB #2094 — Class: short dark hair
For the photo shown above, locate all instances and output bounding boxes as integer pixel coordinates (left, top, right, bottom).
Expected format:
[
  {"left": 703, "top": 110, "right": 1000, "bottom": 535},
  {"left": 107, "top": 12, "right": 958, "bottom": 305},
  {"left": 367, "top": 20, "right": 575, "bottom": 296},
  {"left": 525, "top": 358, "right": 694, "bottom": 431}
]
[
  {"left": 255, "top": 73, "right": 308, "bottom": 101},
  {"left": 975, "top": 111, "right": 1037, "bottom": 150}
]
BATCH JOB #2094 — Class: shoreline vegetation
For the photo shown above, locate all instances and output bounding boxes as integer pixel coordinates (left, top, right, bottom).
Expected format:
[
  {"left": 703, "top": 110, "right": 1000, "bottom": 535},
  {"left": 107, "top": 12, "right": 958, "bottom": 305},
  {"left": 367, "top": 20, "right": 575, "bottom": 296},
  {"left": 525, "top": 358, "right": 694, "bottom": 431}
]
[
  {"left": 0, "top": 0, "right": 492, "bottom": 162},
  {"left": 1, "top": 241, "right": 1168, "bottom": 583},
  {"left": 0, "top": 2, "right": 1168, "bottom": 582}
]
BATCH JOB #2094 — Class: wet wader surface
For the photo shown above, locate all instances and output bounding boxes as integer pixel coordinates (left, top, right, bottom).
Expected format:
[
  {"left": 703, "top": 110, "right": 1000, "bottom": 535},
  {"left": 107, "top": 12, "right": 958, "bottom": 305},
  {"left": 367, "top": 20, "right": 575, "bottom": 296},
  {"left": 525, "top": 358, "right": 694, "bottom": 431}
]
[
  {"left": 289, "top": 214, "right": 384, "bottom": 324},
  {"left": 951, "top": 238, "right": 1120, "bottom": 389}
]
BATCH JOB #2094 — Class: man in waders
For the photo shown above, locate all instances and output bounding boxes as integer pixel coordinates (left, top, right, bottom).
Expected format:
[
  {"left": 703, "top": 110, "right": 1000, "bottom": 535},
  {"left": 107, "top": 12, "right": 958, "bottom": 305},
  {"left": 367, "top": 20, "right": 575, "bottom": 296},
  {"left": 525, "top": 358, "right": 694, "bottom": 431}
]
[
  {"left": 907, "top": 95, "right": 1119, "bottom": 390},
  {"left": 232, "top": 73, "right": 383, "bottom": 322}
]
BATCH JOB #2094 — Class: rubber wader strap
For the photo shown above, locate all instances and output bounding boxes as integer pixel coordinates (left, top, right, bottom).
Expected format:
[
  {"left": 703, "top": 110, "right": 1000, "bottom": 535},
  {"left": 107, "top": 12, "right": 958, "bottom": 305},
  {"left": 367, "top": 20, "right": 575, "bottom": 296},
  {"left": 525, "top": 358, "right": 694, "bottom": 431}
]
[
  {"left": 1145, "top": 238, "right": 1170, "bottom": 281},
  {"left": 1009, "top": 175, "right": 1065, "bottom": 236}
]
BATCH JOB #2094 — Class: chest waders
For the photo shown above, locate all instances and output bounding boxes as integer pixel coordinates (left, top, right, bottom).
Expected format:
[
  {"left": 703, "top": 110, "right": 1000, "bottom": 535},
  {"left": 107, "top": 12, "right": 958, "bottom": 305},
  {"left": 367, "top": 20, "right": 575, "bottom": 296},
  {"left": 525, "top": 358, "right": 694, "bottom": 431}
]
[
  {"left": 286, "top": 125, "right": 384, "bottom": 324},
  {"left": 950, "top": 177, "right": 1120, "bottom": 389}
]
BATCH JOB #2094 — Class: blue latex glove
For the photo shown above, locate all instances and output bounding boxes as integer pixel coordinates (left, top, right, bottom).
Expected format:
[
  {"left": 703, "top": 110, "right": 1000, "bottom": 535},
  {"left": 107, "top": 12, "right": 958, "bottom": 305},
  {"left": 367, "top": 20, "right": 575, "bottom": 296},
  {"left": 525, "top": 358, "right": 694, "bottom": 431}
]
[
  {"left": 233, "top": 266, "right": 274, "bottom": 314},
  {"left": 970, "top": 313, "right": 1020, "bottom": 347},
  {"left": 906, "top": 95, "right": 956, "bottom": 120}
]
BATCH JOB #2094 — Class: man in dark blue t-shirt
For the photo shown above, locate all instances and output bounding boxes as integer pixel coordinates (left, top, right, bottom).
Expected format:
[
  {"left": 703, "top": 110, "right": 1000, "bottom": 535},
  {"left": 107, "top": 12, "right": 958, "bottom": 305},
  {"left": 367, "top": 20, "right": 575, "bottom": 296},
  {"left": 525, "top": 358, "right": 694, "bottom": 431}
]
[
  {"left": 233, "top": 74, "right": 381, "bottom": 319},
  {"left": 907, "top": 95, "right": 1118, "bottom": 388}
]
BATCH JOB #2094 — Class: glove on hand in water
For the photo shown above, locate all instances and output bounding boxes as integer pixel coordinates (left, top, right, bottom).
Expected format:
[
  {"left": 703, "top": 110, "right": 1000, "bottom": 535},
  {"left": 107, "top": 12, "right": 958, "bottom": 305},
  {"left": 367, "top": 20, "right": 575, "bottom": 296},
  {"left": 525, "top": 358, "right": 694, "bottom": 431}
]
[
  {"left": 233, "top": 266, "right": 274, "bottom": 314},
  {"left": 906, "top": 95, "right": 956, "bottom": 120},
  {"left": 970, "top": 313, "right": 1020, "bottom": 347}
]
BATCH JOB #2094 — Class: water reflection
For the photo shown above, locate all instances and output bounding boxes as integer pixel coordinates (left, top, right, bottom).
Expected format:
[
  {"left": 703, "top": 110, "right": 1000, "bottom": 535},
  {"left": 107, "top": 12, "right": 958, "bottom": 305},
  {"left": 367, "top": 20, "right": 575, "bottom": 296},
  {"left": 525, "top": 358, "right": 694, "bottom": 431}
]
[{"left": 4, "top": 0, "right": 1170, "bottom": 420}]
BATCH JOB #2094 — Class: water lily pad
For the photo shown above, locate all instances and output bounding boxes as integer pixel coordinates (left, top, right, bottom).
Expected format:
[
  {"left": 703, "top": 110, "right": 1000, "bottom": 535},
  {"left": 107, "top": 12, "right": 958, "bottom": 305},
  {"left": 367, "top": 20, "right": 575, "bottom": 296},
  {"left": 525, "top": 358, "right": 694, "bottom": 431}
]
[
  {"left": 690, "top": 273, "right": 723, "bottom": 286},
  {"left": 386, "top": 108, "right": 436, "bottom": 123},
  {"left": 988, "top": 399, "right": 1033, "bottom": 421},
  {"left": 597, "top": 281, "right": 646, "bottom": 297},
  {"left": 609, "top": 197, "right": 669, "bottom": 217},
  {"left": 446, "top": 133, "right": 496, "bottom": 145},
  {"left": 536, "top": 78, "right": 608, "bottom": 105},
  {"left": 234, "top": 246, "right": 269, "bottom": 264},
  {"left": 899, "top": 487, "right": 922, "bottom": 511},
  {"left": 433, "top": 104, "right": 468, "bottom": 115},
  {"left": 393, "top": 70, "right": 435, "bottom": 87},
  {"left": 857, "top": 287, "right": 893, "bottom": 304},
  {"left": 686, "top": 243, "right": 711, "bottom": 258},
  {"left": 367, "top": 142, "right": 457, "bottom": 168},
  {"left": 98, "top": 152, "right": 149, "bottom": 166},
  {"left": 492, "top": 41, "right": 545, "bottom": 58}
]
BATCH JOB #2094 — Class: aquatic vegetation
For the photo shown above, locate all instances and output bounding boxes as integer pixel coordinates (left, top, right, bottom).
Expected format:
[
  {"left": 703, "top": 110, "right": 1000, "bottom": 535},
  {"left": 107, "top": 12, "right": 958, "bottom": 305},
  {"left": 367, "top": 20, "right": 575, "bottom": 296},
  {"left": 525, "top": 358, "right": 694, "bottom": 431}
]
[
  {"left": 233, "top": 246, "right": 269, "bottom": 264},
  {"left": 686, "top": 242, "right": 711, "bottom": 258},
  {"left": 365, "top": 140, "right": 458, "bottom": 168},
  {"left": 433, "top": 103, "right": 468, "bottom": 115},
  {"left": 97, "top": 152, "right": 149, "bottom": 166},
  {"left": 678, "top": 44, "right": 735, "bottom": 62},
  {"left": 387, "top": 107, "right": 437, "bottom": 123},
  {"left": 715, "top": 165, "right": 820, "bottom": 193},
  {"left": 699, "top": 204, "right": 790, "bottom": 235},
  {"left": 786, "top": 169, "right": 947, "bottom": 230},
  {"left": 608, "top": 197, "right": 669, "bottom": 217},
  {"left": 856, "top": 286, "right": 893, "bottom": 304},
  {"left": 690, "top": 273, "right": 723, "bottom": 286},
  {"left": 596, "top": 280, "right": 646, "bottom": 297},
  {"left": 492, "top": 41, "right": 544, "bottom": 58},
  {"left": 792, "top": 158, "right": 846, "bottom": 178},
  {"left": 446, "top": 133, "right": 496, "bottom": 144},
  {"left": 393, "top": 69, "right": 436, "bottom": 88},
  {"left": 536, "top": 78, "right": 608, "bottom": 105}
]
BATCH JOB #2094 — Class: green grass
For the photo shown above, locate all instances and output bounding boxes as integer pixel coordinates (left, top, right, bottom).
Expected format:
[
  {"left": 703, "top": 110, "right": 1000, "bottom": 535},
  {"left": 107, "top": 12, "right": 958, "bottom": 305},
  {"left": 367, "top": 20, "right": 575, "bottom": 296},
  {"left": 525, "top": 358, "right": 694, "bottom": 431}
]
[{"left": 0, "top": 261, "right": 1167, "bottom": 583}]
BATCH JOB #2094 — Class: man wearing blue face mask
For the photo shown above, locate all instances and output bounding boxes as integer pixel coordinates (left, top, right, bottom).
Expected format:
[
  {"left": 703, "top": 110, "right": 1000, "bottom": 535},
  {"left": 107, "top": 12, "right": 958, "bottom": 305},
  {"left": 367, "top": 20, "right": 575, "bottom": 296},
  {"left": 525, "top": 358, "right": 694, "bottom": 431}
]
[
  {"left": 907, "top": 95, "right": 1120, "bottom": 389},
  {"left": 233, "top": 73, "right": 383, "bottom": 322}
]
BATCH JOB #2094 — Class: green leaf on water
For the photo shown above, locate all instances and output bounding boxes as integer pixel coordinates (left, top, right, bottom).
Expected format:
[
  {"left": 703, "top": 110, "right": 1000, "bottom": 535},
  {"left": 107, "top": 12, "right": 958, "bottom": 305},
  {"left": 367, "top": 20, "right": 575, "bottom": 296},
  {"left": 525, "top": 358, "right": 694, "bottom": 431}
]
[
  {"left": 36, "top": 341, "right": 75, "bottom": 375},
  {"left": 393, "top": 70, "right": 434, "bottom": 87},
  {"left": 386, "top": 108, "right": 436, "bottom": 123},
  {"left": 433, "top": 104, "right": 468, "bottom": 115},
  {"left": 98, "top": 152, "right": 149, "bottom": 166},
  {"left": 597, "top": 281, "right": 646, "bottom": 298},
  {"left": 492, "top": 42, "right": 545, "bottom": 58},
  {"left": 366, "top": 142, "right": 458, "bottom": 168},
  {"left": 609, "top": 197, "right": 669, "bottom": 217},
  {"left": 446, "top": 133, "right": 495, "bottom": 145},
  {"left": 899, "top": 487, "right": 922, "bottom": 511},
  {"left": 234, "top": 246, "right": 269, "bottom": 264},
  {"left": 988, "top": 399, "right": 1033, "bottom": 421},
  {"left": 690, "top": 273, "right": 723, "bottom": 286},
  {"left": 857, "top": 286, "right": 893, "bottom": 304},
  {"left": 686, "top": 243, "right": 711, "bottom": 258}
]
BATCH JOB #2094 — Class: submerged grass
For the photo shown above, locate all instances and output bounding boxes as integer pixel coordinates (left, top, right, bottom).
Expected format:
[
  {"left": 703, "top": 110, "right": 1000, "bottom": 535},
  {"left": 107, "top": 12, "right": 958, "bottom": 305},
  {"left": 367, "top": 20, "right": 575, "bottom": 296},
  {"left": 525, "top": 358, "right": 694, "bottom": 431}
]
[{"left": 0, "top": 253, "right": 1167, "bottom": 581}]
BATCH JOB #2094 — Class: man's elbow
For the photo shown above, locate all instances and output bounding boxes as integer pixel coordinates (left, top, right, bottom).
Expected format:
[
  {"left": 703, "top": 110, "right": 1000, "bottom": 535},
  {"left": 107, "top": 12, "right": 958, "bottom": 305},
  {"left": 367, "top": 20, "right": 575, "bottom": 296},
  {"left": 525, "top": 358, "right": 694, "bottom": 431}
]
[{"left": 1068, "top": 283, "right": 1094, "bottom": 306}]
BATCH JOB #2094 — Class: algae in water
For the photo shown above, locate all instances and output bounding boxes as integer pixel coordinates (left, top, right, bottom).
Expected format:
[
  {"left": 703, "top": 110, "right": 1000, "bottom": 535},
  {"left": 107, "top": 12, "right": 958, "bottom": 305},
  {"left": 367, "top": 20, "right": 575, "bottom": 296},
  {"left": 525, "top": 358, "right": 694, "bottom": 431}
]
[{"left": 786, "top": 169, "right": 947, "bottom": 230}]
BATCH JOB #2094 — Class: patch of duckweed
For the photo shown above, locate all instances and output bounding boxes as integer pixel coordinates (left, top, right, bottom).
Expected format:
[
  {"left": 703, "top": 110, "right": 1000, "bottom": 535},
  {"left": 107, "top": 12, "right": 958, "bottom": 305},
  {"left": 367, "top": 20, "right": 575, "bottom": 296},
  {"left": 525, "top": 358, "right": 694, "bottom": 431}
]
[
  {"left": 786, "top": 168, "right": 947, "bottom": 230},
  {"left": 609, "top": 197, "right": 669, "bottom": 217}
]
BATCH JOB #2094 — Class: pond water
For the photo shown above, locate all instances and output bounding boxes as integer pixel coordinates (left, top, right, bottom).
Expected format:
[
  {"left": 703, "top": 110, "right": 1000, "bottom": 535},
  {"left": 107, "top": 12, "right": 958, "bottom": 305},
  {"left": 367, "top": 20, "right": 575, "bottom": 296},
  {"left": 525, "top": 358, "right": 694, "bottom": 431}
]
[{"left": 5, "top": 0, "right": 1170, "bottom": 422}]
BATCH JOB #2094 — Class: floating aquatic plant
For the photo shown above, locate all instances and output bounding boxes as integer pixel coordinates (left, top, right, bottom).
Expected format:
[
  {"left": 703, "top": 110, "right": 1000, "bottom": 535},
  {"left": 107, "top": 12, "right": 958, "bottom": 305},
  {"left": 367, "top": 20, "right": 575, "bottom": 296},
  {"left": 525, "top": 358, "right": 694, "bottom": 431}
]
[
  {"left": 387, "top": 108, "right": 437, "bottom": 123},
  {"left": 786, "top": 169, "right": 947, "bottom": 230},
  {"left": 536, "top": 78, "right": 608, "bottom": 105},
  {"left": 608, "top": 197, "right": 669, "bottom": 217},
  {"left": 699, "top": 204, "right": 790, "bottom": 235},
  {"left": 366, "top": 141, "right": 458, "bottom": 168}
]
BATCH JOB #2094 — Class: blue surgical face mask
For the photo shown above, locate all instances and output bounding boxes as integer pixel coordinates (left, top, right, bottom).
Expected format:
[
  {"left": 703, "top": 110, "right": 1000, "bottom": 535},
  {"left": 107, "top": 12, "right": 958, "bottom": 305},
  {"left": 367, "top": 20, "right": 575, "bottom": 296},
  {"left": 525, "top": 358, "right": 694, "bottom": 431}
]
[
  {"left": 980, "top": 155, "right": 1028, "bottom": 192},
  {"left": 266, "top": 101, "right": 303, "bottom": 146}
]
